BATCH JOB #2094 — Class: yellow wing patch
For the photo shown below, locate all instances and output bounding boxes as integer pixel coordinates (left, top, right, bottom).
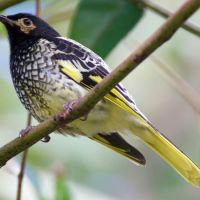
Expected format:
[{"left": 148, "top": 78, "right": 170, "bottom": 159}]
[
  {"left": 58, "top": 60, "right": 83, "bottom": 83},
  {"left": 89, "top": 75, "right": 102, "bottom": 82},
  {"left": 89, "top": 75, "right": 135, "bottom": 115}
]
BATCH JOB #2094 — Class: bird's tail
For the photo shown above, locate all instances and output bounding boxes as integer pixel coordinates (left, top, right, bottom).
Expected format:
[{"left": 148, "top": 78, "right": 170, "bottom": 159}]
[{"left": 129, "top": 114, "right": 200, "bottom": 187}]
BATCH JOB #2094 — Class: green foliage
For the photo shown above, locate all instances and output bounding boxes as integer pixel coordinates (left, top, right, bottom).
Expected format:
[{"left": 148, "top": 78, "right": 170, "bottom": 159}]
[
  {"left": 55, "top": 176, "right": 71, "bottom": 200},
  {"left": 0, "top": 23, "right": 7, "bottom": 36},
  {"left": 0, "top": 79, "right": 20, "bottom": 113},
  {"left": 69, "top": 0, "right": 144, "bottom": 58}
]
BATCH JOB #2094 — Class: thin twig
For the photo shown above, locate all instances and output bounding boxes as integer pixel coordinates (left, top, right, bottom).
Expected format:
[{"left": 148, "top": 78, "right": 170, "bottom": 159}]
[
  {"left": 135, "top": 0, "right": 200, "bottom": 37},
  {"left": 0, "top": 0, "right": 199, "bottom": 166},
  {"left": 152, "top": 57, "right": 200, "bottom": 113},
  {"left": 125, "top": 37, "right": 200, "bottom": 114},
  {"left": 36, "top": 0, "right": 40, "bottom": 16},
  {"left": 16, "top": 113, "right": 32, "bottom": 200}
]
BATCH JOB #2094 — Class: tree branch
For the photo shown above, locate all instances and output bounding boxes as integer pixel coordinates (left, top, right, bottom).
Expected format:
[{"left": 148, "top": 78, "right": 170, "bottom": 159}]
[
  {"left": 0, "top": 0, "right": 199, "bottom": 167},
  {"left": 0, "top": 0, "right": 26, "bottom": 11},
  {"left": 135, "top": 0, "right": 200, "bottom": 37}
]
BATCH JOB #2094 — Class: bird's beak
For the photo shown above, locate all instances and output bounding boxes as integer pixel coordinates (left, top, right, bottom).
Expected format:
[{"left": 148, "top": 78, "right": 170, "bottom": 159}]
[{"left": 0, "top": 15, "right": 14, "bottom": 26}]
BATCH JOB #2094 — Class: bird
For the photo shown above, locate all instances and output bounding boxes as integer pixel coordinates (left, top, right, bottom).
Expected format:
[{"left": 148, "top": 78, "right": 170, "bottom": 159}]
[{"left": 0, "top": 13, "right": 200, "bottom": 186}]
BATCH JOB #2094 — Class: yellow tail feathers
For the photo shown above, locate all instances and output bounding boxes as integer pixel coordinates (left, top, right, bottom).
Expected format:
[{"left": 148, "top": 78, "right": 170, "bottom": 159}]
[
  {"left": 133, "top": 122, "right": 200, "bottom": 187},
  {"left": 102, "top": 92, "right": 200, "bottom": 186}
]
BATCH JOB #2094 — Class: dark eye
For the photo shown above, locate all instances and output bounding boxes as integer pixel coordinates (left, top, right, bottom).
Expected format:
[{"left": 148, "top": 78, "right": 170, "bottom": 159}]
[{"left": 22, "top": 18, "right": 33, "bottom": 26}]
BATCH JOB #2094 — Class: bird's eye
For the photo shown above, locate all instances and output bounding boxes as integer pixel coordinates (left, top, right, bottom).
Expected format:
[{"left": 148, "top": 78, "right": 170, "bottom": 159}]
[{"left": 22, "top": 18, "right": 33, "bottom": 26}]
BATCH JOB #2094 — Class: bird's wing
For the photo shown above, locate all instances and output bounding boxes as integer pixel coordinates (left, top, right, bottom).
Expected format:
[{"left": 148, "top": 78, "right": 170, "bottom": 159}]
[
  {"left": 52, "top": 37, "right": 141, "bottom": 116},
  {"left": 91, "top": 132, "right": 146, "bottom": 166},
  {"left": 51, "top": 38, "right": 200, "bottom": 186},
  {"left": 52, "top": 37, "right": 146, "bottom": 165}
]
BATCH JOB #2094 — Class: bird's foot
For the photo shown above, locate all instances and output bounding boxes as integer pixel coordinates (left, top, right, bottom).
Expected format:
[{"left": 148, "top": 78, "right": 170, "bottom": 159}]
[
  {"left": 54, "top": 100, "right": 88, "bottom": 122},
  {"left": 64, "top": 100, "right": 88, "bottom": 121},
  {"left": 41, "top": 135, "right": 51, "bottom": 143},
  {"left": 19, "top": 125, "right": 50, "bottom": 143},
  {"left": 54, "top": 100, "right": 78, "bottom": 122},
  {"left": 63, "top": 100, "right": 78, "bottom": 113},
  {"left": 19, "top": 125, "right": 33, "bottom": 138}
]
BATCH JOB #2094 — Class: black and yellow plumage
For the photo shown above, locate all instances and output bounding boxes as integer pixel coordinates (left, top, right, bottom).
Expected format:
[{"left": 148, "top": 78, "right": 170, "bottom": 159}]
[{"left": 1, "top": 13, "right": 200, "bottom": 186}]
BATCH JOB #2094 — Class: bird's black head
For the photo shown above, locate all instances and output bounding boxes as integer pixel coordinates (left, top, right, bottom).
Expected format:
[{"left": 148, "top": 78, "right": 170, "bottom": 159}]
[{"left": 0, "top": 13, "right": 60, "bottom": 49}]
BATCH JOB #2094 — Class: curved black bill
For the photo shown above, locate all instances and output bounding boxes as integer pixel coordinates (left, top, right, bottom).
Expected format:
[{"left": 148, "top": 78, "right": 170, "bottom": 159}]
[{"left": 0, "top": 15, "right": 14, "bottom": 26}]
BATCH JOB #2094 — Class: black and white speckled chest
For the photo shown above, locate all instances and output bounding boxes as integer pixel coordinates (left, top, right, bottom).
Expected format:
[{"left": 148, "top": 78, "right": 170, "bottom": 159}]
[
  {"left": 10, "top": 39, "right": 58, "bottom": 118},
  {"left": 10, "top": 38, "right": 86, "bottom": 121}
]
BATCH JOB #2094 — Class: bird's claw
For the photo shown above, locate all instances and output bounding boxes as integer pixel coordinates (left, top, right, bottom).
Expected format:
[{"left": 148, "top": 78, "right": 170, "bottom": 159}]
[
  {"left": 19, "top": 125, "right": 32, "bottom": 138},
  {"left": 54, "top": 100, "right": 88, "bottom": 122},
  {"left": 19, "top": 125, "right": 50, "bottom": 143},
  {"left": 54, "top": 112, "right": 68, "bottom": 122},
  {"left": 54, "top": 100, "right": 78, "bottom": 122},
  {"left": 64, "top": 100, "right": 88, "bottom": 121},
  {"left": 63, "top": 100, "right": 77, "bottom": 113}
]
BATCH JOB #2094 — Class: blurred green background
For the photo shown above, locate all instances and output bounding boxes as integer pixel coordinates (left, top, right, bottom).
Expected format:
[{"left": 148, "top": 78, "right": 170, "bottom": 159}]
[{"left": 0, "top": 0, "right": 200, "bottom": 199}]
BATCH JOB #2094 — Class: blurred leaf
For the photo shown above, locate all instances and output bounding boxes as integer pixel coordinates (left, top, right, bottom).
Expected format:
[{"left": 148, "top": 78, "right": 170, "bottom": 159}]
[
  {"left": 44, "top": 0, "right": 78, "bottom": 24},
  {"left": 27, "top": 149, "right": 53, "bottom": 168},
  {"left": 0, "top": 23, "right": 7, "bottom": 36},
  {"left": 55, "top": 177, "right": 71, "bottom": 200},
  {"left": 43, "top": 0, "right": 79, "bottom": 36},
  {"left": 69, "top": 0, "right": 144, "bottom": 58},
  {"left": 0, "top": 79, "right": 20, "bottom": 113}
]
